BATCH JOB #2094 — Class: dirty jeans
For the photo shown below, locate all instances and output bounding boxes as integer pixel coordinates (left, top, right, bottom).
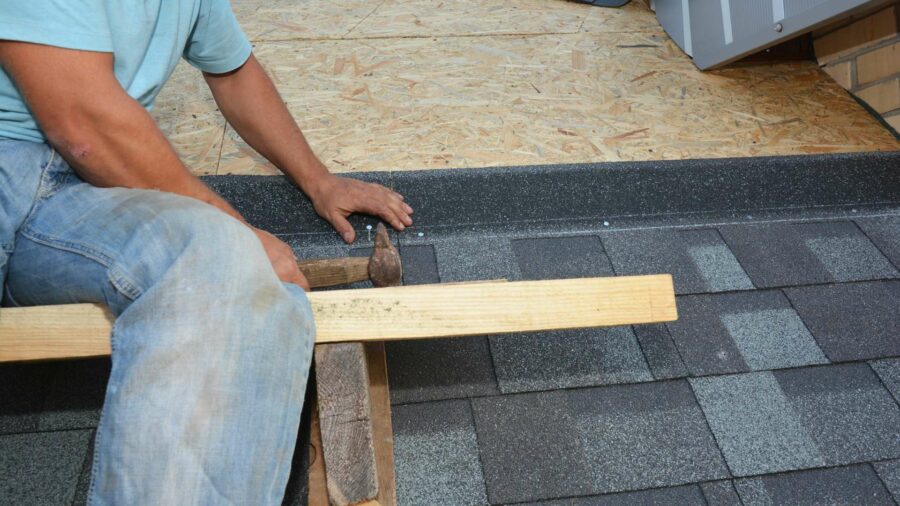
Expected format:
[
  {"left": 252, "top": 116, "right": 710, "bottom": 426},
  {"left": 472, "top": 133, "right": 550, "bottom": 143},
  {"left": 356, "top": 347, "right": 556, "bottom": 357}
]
[{"left": 0, "top": 139, "right": 315, "bottom": 505}]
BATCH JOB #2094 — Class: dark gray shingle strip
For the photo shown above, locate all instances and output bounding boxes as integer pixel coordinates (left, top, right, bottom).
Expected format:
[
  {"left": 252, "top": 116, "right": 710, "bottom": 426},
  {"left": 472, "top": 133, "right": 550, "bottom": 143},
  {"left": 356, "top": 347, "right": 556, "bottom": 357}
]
[
  {"left": 386, "top": 336, "right": 499, "bottom": 405},
  {"left": 601, "top": 228, "right": 750, "bottom": 294},
  {"left": 870, "top": 358, "right": 900, "bottom": 405},
  {"left": 719, "top": 221, "right": 898, "bottom": 288},
  {"left": 570, "top": 380, "right": 729, "bottom": 495},
  {"left": 521, "top": 484, "right": 706, "bottom": 505},
  {"left": 733, "top": 464, "right": 894, "bottom": 506},
  {"left": 668, "top": 291, "right": 829, "bottom": 376},
  {"left": 689, "top": 372, "right": 825, "bottom": 476},
  {"left": 472, "top": 391, "right": 594, "bottom": 504},
  {"left": 434, "top": 235, "right": 521, "bottom": 282},
  {"left": 874, "top": 460, "right": 900, "bottom": 503},
  {"left": 392, "top": 399, "right": 489, "bottom": 505},
  {"left": 0, "top": 429, "right": 93, "bottom": 505},
  {"left": 785, "top": 281, "right": 900, "bottom": 362},
  {"left": 511, "top": 236, "right": 614, "bottom": 281},
  {"left": 856, "top": 216, "right": 900, "bottom": 270},
  {"left": 774, "top": 364, "right": 900, "bottom": 466},
  {"left": 700, "top": 480, "right": 743, "bottom": 506},
  {"left": 38, "top": 358, "right": 110, "bottom": 432},
  {"left": 0, "top": 362, "right": 54, "bottom": 435},
  {"left": 488, "top": 327, "right": 651, "bottom": 394},
  {"left": 398, "top": 244, "right": 440, "bottom": 285},
  {"left": 632, "top": 324, "right": 689, "bottom": 380}
]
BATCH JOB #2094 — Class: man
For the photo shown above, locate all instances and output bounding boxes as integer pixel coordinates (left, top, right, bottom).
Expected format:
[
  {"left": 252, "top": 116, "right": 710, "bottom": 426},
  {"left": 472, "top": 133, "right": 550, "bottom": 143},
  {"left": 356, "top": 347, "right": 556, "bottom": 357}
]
[{"left": 0, "top": 1, "right": 412, "bottom": 503}]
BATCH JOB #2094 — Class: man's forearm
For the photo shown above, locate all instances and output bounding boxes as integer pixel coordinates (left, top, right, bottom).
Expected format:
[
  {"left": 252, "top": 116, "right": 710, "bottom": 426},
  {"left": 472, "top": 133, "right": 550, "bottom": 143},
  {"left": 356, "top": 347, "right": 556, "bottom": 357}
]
[
  {"left": 46, "top": 92, "right": 244, "bottom": 222},
  {"left": 204, "top": 55, "right": 330, "bottom": 191}
]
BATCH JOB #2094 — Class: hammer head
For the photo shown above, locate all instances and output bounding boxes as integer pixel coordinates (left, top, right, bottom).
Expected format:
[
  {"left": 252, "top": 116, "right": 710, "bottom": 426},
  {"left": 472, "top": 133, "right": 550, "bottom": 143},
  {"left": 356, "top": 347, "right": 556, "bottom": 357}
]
[{"left": 368, "top": 223, "right": 403, "bottom": 287}]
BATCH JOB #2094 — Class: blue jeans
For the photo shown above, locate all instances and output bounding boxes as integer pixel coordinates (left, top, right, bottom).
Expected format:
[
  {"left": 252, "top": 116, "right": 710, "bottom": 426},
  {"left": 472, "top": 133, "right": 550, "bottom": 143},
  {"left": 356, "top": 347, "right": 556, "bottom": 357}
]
[{"left": 0, "top": 139, "right": 315, "bottom": 505}]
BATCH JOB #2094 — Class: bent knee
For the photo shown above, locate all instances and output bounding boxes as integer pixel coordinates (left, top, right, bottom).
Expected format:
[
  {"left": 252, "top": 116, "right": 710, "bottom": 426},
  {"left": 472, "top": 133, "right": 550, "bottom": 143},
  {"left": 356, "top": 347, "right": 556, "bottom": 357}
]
[{"left": 113, "top": 194, "right": 271, "bottom": 297}]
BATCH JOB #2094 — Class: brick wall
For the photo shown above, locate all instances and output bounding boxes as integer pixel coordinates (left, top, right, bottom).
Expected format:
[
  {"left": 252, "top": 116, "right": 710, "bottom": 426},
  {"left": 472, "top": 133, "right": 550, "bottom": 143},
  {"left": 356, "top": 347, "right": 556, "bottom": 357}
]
[{"left": 816, "top": 3, "right": 900, "bottom": 133}]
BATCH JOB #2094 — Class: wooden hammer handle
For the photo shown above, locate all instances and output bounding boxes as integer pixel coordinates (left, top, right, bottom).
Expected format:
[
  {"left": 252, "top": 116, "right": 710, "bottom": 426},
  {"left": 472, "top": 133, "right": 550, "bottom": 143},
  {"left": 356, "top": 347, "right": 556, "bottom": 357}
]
[{"left": 297, "top": 257, "right": 369, "bottom": 288}]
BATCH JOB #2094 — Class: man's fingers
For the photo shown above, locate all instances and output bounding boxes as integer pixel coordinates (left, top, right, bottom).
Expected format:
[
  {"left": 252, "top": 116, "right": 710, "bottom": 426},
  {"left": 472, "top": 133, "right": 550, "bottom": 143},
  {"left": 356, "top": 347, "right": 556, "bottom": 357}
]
[{"left": 330, "top": 213, "right": 356, "bottom": 243}]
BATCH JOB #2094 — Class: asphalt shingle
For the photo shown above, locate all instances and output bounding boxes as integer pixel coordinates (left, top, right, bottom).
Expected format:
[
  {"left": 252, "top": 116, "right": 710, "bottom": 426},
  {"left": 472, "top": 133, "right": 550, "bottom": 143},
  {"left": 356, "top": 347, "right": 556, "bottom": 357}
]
[
  {"left": 398, "top": 245, "right": 440, "bottom": 285},
  {"left": 0, "top": 362, "right": 54, "bottom": 435},
  {"left": 690, "top": 372, "right": 825, "bottom": 476},
  {"left": 386, "top": 336, "right": 499, "bottom": 404},
  {"left": 855, "top": 216, "right": 900, "bottom": 269},
  {"left": 570, "top": 380, "right": 729, "bottom": 494},
  {"left": 733, "top": 464, "right": 894, "bottom": 505},
  {"left": 392, "top": 400, "right": 488, "bottom": 506},
  {"left": 667, "top": 291, "right": 828, "bottom": 376},
  {"left": 601, "top": 228, "right": 752, "bottom": 294},
  {"left": 633, "top": 324, "right": 688, "bottom": 380},
  {"left": 719, "top": 221, "right": 897, "bottom": 288},
  {"left": 785, "top": 281, "right": 900, "bottom": 361},
  {"left": 524, "top": 484, "right": 707, "bottom": 505},
  {"left": 38, "top": 358, "right": 110, "bottom": 431},
  {"left": 434, "top": 235, "right": 520, "bottom": 282},
  {"left": 472, "top": 391, "right": 593, "bottom": 504},
  {"left": 870, "top": 358, "right": 900, "bottom": 404},
  {"left": 489, "top": 327, "right": 652, "bottom": 394},
  {"left": 700, "top": 480, "right": 742, "bottom": 506},
  {"left": 511, "top": 236, "right": 613, "bottom": 280},
  {"left": 874, "top": 459, "right": 900, "bottom": 503},
  {"left": 774, "top": 363, "right": 900, "bottom": 465},
  {"left": 0, "top": 429, "right": 93, "bottom": 505}
]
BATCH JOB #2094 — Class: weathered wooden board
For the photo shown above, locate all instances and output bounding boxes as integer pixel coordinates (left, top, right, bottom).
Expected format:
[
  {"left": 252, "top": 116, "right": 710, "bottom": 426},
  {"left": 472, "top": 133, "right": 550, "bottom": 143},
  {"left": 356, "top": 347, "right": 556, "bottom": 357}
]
[{"left": 0, "top": 275, "right": 677, "bottom": 362}]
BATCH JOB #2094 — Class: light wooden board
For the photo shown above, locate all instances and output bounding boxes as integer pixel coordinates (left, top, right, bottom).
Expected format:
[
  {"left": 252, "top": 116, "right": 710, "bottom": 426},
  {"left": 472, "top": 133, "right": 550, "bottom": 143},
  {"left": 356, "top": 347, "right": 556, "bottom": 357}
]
[
  {"left": 0, "top": 275, "right": 676, "bottom": 362},
  {"left": 364, "top": 342, "right": 397, "bottom": 506}
]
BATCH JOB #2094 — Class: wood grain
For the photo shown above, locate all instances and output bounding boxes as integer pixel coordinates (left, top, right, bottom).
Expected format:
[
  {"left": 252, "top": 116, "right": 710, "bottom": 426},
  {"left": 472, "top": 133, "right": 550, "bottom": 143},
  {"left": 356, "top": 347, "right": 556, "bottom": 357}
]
[
  {"left": 315, "top": 343, "right": 378, "bottom": 504},
  {"left": 364, "top": 342, "right": 396, "bottom": 506},
  {"left": 0, "top": 275, "right": 677, "bottom": 362},
  {"left": 298, "top": 257, "right": 370, "bottom": 288}
]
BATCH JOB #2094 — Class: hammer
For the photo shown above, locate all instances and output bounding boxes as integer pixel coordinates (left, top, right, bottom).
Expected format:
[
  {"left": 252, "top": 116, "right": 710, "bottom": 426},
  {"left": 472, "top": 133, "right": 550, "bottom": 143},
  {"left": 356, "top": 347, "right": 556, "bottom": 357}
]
[{"left": 297, "top": 223, "right": 402, "bottom": 288}]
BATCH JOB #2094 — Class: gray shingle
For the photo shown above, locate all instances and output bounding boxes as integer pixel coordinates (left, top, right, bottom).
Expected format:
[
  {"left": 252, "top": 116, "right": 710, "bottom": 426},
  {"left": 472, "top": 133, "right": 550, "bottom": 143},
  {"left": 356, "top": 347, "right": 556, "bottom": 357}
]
[
  {"left": 690, "top": 372, "right": 825, "bottom": 476},
  {"left": 489, "top": 327, "right": 652, "bottom": 394},
  {"left": 601, "top": 228, "right": 751, "bottom": 294},
  {"left": 0, "top": 429, "right": 93, "bottom": 505},
  {"left": 874, "top": 459, "right": 900, "bottom": 503},
  {"left": 734, "top": 465, "right": 894, "bottom": 506},
  {"left": 856, "top": 216, "right": 900, "bottom": 269},
  {"left": 0, "top": 362, "right": 53, "bottom": 435},
  {"left": 435, "top": 235, "right": 520, "bottom": 282},
  {"left": 633, "top": 324, "right": 688, "bottom": 380},
  {"left": 871, "top": 358, "right": 900, "bottom": 404},
  {"left": 398, "top": 244, "right": 440, "bottom": 285},
  {"left": 38, "top": 358, "right": 110, "bottom": 431},
  {"left": 667, "top": 291, "right": 827, "bottom": 376},
  {"left": 386, "top": 336, "right": 498, "bottom": 404},
  {"left": 570, "top": 380, "right": 729, "bottom": 494},
  {"left": 392, "top": 400, "right": 488, "bottom": 506},
  {"left": 472, "top": 391, "right": 594, "bottom": 503},
  {"left": 523, "top": 484, "right": 706, "bottom": 505},
  {"left": 71, "top": 431, "right": 95, "bottom": 506},
  {"left": 719, "top": 221, "right": 897, "bottom": 288},
  {"left": 700, "top": 480, "right": 742, "bottom": 506},
  {"left": 774, "top": 364, "right": 900, "bottom": 465},
  {"left": 785, "top": 281, "right": 900, "bottom": 361},
  {"left": 511, "top": 236, "right": 613, "bottom": 280}
]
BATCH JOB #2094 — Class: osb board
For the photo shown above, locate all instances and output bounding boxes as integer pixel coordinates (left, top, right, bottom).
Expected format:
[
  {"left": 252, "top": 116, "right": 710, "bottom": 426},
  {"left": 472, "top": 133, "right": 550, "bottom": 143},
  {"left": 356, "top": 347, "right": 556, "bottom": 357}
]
[
  {"left": 151, "top": 61, "right": 224, "bottom": 175},
  {"left": 578, "top": 0, "right": 664, "bottom": 34},
  {"left": 231, "top": 0, "right": 380, "bottom": 41},
  {"left": 344, "top": 0, "right": 591, "bottom": 38},
  {"left": 214, "top": 32, "right": 899, "bottom": 175}
]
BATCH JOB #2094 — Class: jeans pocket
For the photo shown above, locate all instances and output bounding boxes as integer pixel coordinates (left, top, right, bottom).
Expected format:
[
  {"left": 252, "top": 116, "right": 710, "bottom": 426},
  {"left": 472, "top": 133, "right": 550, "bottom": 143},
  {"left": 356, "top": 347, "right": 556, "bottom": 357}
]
[{"left": 19, "top": 150, "right": 74, "bottom": 229}]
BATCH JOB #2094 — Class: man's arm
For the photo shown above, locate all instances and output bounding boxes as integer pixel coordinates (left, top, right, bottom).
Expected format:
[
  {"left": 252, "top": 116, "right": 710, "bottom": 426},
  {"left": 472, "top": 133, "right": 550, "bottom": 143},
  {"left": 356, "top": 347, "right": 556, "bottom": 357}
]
[
  {"left": 203, "top": 55, "right": 414, "bottom": 244},
  {"left": 0, "top": 42, "right": 309, "bottom": 288}
]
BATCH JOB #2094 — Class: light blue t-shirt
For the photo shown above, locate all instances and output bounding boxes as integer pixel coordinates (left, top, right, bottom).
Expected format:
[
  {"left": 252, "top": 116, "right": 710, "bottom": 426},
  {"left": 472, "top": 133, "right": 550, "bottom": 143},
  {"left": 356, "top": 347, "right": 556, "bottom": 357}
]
[{"left": 0, "top": 0, "right": 252, "bottom": 142}]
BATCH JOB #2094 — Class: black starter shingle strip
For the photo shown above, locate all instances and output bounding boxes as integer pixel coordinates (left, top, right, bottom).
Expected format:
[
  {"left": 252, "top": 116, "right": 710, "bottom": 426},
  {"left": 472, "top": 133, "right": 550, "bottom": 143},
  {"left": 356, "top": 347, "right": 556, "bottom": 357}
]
[{"left": 204, "top": 151, "right": 900, "bottom": 236}]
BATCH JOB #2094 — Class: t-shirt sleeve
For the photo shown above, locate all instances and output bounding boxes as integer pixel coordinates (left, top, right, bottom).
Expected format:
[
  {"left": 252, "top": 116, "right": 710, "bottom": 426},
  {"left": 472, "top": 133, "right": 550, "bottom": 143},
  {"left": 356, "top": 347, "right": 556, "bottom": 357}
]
[
  {"left": 0, "top": 0, "right": 113, "bottom": 52},
  {"left": 183, "top": 0, "right": 252, "bottom": 74}
]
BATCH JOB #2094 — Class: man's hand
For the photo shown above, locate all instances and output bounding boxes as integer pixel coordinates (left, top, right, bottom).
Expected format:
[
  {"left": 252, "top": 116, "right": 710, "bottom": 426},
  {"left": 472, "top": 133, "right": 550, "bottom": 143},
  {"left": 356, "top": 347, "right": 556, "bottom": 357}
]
[
  {"left": 252, "top": 228, "right": 311, "bottom": 291},
  {"left": 305, "top": 174, "right": 414, "bottom": 244}
]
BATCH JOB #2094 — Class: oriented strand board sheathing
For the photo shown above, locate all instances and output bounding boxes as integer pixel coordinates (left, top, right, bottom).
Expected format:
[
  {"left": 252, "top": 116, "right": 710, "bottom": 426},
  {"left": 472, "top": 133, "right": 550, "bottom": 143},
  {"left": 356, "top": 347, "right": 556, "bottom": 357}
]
[
  {"left": 151, "top": 61, "right": 225, "bottom": 175},
  {"left": 214, "top": 32, "right": 899, "bottom": 175},
  {"left": 232, "top": 0, "right": 379, "bottom": 42}
]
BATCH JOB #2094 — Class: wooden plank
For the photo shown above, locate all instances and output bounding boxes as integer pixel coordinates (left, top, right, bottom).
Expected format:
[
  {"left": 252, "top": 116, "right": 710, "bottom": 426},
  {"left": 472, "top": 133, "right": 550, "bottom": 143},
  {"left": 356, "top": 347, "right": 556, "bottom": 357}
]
[
  {"left": 307, "top": 400, "right": 330, "bottom": 506},
  {"left": 315, "top": 343, "right": 378, "bottom": 505},
  {"left": 0, "top": 275, "right": 677, "bottom": 362},
  {"left": 364, "top": 342, "right": 396, "bottom": 506}
]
